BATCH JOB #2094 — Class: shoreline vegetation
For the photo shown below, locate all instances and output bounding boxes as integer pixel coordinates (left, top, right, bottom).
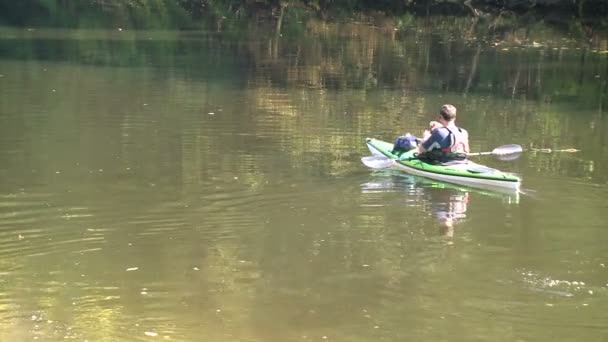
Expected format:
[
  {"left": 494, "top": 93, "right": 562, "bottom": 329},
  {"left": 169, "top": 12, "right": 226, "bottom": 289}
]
[
  {"left": 1, "top": 0, "right": 607, "bottom": 33},
  {"left": 1, "top": 2, "right": 606, "bottom": 105},
  {"left": 1, "top": 1, "right": 606, "bottom": 112}
]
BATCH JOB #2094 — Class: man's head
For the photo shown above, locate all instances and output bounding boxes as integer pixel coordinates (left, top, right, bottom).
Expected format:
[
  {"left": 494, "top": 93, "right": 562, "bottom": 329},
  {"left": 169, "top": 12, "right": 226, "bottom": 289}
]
[{"left": 439, "top": 104, "right": 457, "bottom": 122}]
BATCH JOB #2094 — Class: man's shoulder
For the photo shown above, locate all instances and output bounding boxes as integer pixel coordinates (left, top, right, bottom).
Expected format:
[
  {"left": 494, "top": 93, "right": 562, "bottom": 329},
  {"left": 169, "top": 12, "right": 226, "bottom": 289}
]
[
  {"left": 432, "top": 127, "right": 452, "bottom": 137},
  {"left": 443, "top": 126, "right": 468, "bottom": 134}
]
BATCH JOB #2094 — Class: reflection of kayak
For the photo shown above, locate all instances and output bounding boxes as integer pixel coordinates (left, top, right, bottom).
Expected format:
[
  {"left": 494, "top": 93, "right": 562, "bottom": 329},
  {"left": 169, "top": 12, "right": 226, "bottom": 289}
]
[
  {"left": 361, "top": 169, "right": 520, "bottom": 203},
  {"left": 365, "top": 138, "right": 521, "bottom": 192}
]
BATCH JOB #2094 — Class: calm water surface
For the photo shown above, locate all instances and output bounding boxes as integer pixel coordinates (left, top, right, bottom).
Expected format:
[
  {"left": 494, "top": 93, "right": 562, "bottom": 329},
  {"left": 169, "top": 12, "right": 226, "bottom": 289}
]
[{"left": 0, "top": 23, "right": 607, "bottom": 341}]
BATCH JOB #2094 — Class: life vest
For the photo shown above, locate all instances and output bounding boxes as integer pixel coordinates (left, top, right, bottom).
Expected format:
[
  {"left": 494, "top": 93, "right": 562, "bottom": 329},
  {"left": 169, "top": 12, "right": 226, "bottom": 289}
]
[
  {"left": 440, "top": 126, "right": 467, "bottom": 153},
  {"left": 419, "top": 126, "right": 468, "bottom": 164}
]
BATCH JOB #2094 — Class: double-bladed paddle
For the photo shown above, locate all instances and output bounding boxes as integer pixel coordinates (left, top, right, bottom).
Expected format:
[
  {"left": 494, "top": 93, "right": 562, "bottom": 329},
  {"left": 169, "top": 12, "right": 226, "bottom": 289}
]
[
  {"left": 361, "top": 143, "right": 580, "bottom": 169},
  {"left": 361, "top": 144, "right": 524, "bottom": 169}
]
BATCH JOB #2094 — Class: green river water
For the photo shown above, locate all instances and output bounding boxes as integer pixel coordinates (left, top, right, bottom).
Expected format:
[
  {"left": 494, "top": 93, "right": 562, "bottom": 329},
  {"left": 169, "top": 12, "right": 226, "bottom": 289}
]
[{"left": 0, "top": 20, "right": 607, "bottom": 341}]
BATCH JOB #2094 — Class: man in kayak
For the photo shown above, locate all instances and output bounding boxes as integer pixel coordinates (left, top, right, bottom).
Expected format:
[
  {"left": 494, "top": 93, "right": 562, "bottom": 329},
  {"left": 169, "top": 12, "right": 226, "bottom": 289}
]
[{"left": 417, "top": 104, "right": 470, "bottom": 163}]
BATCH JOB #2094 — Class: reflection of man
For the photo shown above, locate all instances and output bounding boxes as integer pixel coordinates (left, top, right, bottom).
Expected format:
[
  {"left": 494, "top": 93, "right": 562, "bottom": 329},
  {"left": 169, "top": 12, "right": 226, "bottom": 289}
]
[{"left": 429, "top": 191, "right": 469, "bottom": 237}]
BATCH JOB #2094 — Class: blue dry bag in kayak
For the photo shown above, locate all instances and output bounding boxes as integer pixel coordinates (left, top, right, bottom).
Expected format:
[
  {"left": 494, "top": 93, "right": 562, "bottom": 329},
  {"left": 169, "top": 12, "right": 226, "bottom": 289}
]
[{"left": 392, "top": 133, "right": 419, "bottom": 153}]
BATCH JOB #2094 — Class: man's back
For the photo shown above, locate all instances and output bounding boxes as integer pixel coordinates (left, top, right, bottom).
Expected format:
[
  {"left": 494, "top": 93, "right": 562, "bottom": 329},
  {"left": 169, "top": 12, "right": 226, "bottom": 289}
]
[{"left": 421, "top": 126, "right": 469, "bottom": 153}]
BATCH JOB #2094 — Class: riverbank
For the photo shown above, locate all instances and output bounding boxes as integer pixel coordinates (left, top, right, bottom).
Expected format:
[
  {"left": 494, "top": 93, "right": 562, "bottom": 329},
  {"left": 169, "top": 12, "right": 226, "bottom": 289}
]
[{"left": 1, "top": 0, "right": 607, "bottom": 32}]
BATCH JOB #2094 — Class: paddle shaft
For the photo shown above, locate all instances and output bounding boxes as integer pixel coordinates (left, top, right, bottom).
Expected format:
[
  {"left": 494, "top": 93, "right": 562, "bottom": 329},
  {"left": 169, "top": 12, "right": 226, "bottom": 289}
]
[
  {"left": 467, "top": 151, "right": 495, "bottom": 156},
  {"left": 469, "top": 145, "right": 579, "bottom": 156}
]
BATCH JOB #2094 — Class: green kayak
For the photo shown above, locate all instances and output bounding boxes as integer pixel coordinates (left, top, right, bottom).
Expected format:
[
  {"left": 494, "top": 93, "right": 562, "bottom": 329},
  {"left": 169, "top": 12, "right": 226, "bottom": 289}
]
[{"left": 364, "top": 138, "right": 521, "bottom": 192}]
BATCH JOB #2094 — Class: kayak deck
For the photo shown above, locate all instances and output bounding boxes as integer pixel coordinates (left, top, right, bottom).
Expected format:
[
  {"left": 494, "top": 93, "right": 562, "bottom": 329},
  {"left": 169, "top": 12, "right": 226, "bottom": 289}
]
[{"left": 365, "top": 138, "right": 521, "bottom": 192}]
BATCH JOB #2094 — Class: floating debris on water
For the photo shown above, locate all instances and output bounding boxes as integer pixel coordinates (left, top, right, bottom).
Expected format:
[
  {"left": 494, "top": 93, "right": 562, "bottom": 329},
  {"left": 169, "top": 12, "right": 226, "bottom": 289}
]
[
  {"left": 144, "top": 331, "right": 158, "bottom": 337},
  {"left": 126, "top": 267, "right": 139, "bottom": 272}
]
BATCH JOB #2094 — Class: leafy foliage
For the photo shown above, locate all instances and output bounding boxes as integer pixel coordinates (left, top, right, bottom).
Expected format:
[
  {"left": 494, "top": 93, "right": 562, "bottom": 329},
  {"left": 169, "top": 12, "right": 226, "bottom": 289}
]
[{"left": 1, "top": 0, "right": 608, "bottom": 29}]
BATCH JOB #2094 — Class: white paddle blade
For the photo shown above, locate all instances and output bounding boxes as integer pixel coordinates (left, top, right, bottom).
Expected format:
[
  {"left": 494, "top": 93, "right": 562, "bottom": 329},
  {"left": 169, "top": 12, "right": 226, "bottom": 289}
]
[
  {"left": 361, "top": 156, "right": 394, "bottom": 169},
  {"left": 492, "top": 144, "right": 523, "bottom": 155},
  {"left": 495, "top": 152, "right": 522, "bottom": 161}
]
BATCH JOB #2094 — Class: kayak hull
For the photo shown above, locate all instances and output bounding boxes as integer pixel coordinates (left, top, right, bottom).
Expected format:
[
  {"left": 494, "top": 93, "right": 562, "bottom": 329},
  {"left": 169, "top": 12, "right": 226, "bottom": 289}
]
[{"left": 365, "top": 138, "right": 521, "bottom": 192}]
